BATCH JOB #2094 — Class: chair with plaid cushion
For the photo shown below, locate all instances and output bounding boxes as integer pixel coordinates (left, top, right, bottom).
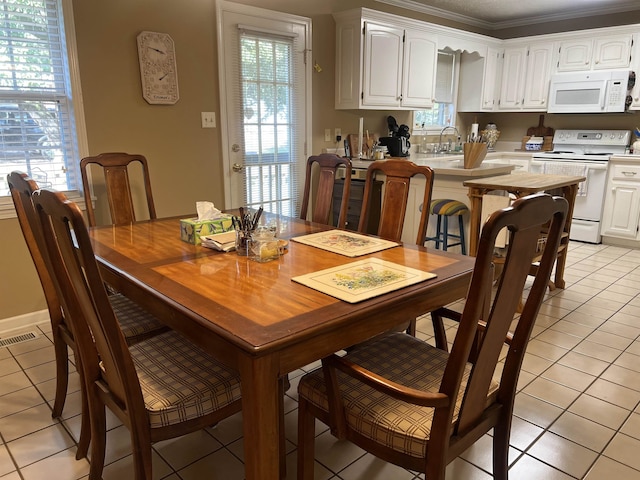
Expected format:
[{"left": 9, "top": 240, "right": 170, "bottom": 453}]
[
  {"left": 7, "top": 171, "right": 167, "bottom": 460},
  {"left": 297, "top": 193, "right": 568, "bottom": 480},
  {"left": 32, "top": 188, "right": 244, "bottom": 480}
]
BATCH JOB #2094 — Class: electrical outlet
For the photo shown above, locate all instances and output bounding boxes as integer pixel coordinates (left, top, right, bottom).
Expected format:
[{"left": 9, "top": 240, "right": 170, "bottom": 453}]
[
  {"left": 324, "top": 129, "right": 331, "bottom": 142},
  {"left": 334, "top": 128, "right": 341, "bottom": 141},
  {"left": 201, "top": 112, "right": 216, "bottom": 128}
]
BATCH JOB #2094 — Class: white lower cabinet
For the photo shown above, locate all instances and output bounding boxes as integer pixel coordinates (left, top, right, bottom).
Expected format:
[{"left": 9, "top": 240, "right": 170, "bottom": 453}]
[{"left": 601, "top": 160, "right": 640, "bottom": 241}]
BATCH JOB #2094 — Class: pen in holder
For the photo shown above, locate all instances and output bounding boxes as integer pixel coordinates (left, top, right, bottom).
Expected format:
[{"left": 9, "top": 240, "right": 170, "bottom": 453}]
[{"left": 233, "top": 206, "right": 263, "bottom": 256}]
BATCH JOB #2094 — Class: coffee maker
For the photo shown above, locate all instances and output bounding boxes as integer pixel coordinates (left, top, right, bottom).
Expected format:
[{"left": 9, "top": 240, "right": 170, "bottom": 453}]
[{"left": 379, "top": 116, "right": 410, "bottom": 157}]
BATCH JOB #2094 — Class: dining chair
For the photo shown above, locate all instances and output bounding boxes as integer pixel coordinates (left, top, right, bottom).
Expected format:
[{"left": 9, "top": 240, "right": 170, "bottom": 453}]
[
  {"left": 357, "top": 158, "right": 435, "bottom": 336},
  {"left": 7, "top": 171, "right": 167, "bottom": 460},
  {"left": 80, "top": 152, "right": 156, "bottom": 226},
  {"left": 297, "top": 193, "right": 568, "bottom": 480},
  {"left": 32, "top": 188, "right": 244, "bottom": 480},
  {"left": 299, "top": 153, "right": 352, "bottom": 228},
  {"left": 358, "top": 158, "right": 434, "bottom": 247}
]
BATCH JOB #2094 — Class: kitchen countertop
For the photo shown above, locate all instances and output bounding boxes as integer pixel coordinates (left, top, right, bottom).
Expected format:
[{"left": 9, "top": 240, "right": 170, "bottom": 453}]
[
  {"left": 610, "top": 154, "right": 640, "bottom": 163},
  {"left": 350, "top": 151, "right": 520, "bottom": 177}
]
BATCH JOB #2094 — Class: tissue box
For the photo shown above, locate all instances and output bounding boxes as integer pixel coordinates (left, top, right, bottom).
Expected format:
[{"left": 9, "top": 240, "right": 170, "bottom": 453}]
[{"left": 180, "top": 215, "right": 233, "bottom": 245}]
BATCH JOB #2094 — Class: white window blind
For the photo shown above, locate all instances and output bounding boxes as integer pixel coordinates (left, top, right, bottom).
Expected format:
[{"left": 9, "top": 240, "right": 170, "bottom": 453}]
[
  {"left": 434, "top": 51, "right": 455, "bottom": 103},
  {"left": 0, "top": 0, "right": 79, "bottom": 195},
  {"left": 232, "top": 26, "right": 304, "bottom": 217}
]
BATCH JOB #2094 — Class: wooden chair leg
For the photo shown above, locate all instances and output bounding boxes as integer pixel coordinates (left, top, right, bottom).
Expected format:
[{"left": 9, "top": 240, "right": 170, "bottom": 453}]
[
  {"left": 279, "top": 376, "right": 287, "bottom": 479},
  {"left": 51, "top": 333, "right": 69, "bottom": 418},
  {"left": 492, "top": 417, "right": 511, "bottom": 480},
  {"left": 296, "top": 398, "right": 316, "bottom": 480},
  {"left": 430, "top": 309, "right": 449, "bottom": 352},
  {"left": 88, "top": 402, "right": 106, "bottom": 480}
]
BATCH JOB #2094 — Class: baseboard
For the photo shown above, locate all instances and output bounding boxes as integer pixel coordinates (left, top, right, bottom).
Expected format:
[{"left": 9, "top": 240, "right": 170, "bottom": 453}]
[{"left": 0, "top": 310, "right": 49, "bottom": 335}]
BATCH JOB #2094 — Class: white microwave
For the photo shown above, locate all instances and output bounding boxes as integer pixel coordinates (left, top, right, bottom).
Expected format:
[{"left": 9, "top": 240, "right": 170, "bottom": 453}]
[{"left": 547, "top": 70, "right": 631, "bottom": 113}]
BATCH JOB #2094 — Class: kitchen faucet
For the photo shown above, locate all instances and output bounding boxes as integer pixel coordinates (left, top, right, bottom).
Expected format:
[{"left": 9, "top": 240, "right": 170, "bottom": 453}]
[{"left": 438, "top": 126, "right": 460, "bottom": 153}]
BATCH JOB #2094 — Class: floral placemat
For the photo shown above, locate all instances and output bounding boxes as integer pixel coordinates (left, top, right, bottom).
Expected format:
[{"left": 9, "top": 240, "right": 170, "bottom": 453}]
[
  {"left": 292, "top": 258, "right": 436, "bottom": 303},
  {"left": 291, "top": 229, "right": 399, "bottom": 257}
]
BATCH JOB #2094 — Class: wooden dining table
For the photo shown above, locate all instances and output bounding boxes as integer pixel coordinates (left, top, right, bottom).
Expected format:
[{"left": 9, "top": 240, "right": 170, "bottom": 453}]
[{"left": 88, "top": 214, "right": 475, "bottom": 479}]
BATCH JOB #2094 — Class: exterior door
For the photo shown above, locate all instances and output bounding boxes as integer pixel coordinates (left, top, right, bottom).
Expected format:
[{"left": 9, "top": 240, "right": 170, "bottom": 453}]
[{"left": 217, "top": 1, "right": 311, "bottom": 216}]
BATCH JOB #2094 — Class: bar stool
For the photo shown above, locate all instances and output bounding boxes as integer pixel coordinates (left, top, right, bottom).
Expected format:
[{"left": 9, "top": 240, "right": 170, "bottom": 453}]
[{"left": 422, "top": 199, "right": 468, "bottom": 254}]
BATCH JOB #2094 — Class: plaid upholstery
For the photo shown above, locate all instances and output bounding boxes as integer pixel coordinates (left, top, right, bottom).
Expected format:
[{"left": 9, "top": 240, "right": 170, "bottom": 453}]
[
  {"left": 298, "top": 332, "right": 499, "bottom": 458},
  {"left": 129, "top": 331, "right": 241, "bottom": 429},
  {"left": 109, "top": 293, "right": 166, "bottom": 345},
  {"left": 429, "top": 199, "right": 469, "bottom": 216}
]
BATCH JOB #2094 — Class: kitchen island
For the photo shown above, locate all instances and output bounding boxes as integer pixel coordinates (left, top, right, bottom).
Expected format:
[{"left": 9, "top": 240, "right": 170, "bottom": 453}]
[{"left": 349, "top": 155, "right": 516, "bottom": 247}]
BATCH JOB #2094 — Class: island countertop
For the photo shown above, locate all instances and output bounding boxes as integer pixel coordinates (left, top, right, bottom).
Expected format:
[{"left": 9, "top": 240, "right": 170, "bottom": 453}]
[{"left": 350, "top": 157, "right": 515, "bottom": 177}]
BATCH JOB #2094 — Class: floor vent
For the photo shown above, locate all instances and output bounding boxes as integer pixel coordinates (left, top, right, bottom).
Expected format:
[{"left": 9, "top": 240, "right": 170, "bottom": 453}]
[{"left": 0, "top": 331, "right": 39, "bottom": 348}]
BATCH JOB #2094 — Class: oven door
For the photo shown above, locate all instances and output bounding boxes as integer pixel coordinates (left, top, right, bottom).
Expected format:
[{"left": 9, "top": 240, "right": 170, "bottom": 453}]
[{"left": 530, "top": 159, "right": 608, "bottom": 242}]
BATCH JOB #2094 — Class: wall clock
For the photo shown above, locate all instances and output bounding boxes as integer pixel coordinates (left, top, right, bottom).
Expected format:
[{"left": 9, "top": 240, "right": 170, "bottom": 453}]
[{"left": 136, "top": 31, "right": 179, "bottom": 105}]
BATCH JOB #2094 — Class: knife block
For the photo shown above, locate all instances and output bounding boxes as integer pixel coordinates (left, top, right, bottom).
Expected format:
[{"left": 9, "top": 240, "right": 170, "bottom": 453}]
[{"left": 463, "top": 142, "right": 487, "bottom": 169}]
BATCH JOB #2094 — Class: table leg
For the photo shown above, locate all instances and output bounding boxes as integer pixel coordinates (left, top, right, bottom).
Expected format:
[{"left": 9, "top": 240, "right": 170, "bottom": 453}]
[
  {"left": 467, "top": 187, "right": 484, "bottom": 256},
  {"left": 239, "top": 354, "right": 281, "bottom": 480},
  {"left": 554, "top": 184, "right": 579, "bottom": 290}
]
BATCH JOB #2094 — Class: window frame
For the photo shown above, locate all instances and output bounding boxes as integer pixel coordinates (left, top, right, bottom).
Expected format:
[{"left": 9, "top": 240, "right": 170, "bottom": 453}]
[{"left": 0, "top": 0, "right": 88, "bottom": 219}]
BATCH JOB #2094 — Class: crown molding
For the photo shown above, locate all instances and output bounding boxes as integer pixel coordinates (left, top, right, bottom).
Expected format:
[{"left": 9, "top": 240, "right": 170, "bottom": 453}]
[{"left": 375, "top": 0, "right": 640, "bottom": 30}]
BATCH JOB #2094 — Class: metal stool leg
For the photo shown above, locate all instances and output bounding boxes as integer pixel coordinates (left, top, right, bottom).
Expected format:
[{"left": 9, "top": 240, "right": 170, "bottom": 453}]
[
  {"left": 442, "top": 215, "right": 449, "bottom": 251},
  {"left": 458, "top": 215, "right": 466, "bottom": 255},
  {"left": 434, "top": 214, "right": 442, "bottom": 250}
]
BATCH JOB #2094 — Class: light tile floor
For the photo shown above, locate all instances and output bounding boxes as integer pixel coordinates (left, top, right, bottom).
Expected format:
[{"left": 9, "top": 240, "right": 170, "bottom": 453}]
[{"left": 1, "top": 241, "right": 640, "bottom": 479}]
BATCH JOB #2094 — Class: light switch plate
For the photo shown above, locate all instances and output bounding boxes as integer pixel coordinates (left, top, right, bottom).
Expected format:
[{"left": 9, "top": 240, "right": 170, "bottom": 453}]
[{"left": 201, "top": 112, "right": 216, "bottom": 128}]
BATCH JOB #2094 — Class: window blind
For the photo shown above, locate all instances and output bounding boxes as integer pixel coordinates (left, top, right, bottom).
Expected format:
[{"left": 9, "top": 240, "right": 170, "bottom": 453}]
[
  {"left": 230, "top": 25, "right": 304, "bottom": 217},
  {"left": 0, "top": 0, "right": 79, "bottom": 195}
]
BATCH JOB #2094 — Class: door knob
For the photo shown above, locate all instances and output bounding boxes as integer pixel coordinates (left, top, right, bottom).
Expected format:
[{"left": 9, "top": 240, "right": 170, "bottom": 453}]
[{"left": 232, "top": 163, "right": 244, "bottom": 172}]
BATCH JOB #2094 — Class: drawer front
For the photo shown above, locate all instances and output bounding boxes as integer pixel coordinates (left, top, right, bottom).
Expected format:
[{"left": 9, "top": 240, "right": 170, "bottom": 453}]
[{"left": 610, "top": 163, "right": 640, "bottom": 182}]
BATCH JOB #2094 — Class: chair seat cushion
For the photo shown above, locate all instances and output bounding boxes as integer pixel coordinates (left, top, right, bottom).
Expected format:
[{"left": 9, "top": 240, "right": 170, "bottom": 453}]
[
  {"left": 429, "top": 199, "right": 469, "bottom": 216},
  {"left": 110, "top": 293, "right": 167, "bottom": 345},
  {"left": 298, "top": 332, "right": 499, "bottom": 458},
  {"left": 129, "top": 331, "right": 241, "bottom": 428}
]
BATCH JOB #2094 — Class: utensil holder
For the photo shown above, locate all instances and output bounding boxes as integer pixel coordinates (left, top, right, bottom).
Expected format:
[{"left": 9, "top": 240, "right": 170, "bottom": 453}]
[{"left": 463, "top": 142, "right": 488, "bottom": 169}]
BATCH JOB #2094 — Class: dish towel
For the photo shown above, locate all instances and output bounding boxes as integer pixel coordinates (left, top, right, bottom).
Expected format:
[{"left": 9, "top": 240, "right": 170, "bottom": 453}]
[{"left": 542, "top": 163, "right": 589, "bottom": 196}]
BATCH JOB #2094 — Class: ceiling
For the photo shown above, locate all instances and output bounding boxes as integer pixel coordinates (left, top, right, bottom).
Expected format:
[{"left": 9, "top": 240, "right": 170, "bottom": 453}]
[{"left": 375, "top": 0, "right": 640, "bottom": 30}]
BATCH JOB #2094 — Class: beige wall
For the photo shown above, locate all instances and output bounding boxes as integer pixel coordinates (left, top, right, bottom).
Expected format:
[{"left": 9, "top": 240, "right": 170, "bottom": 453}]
[{"left": 2, "top": 0, "right": 640, "bottom": 321}]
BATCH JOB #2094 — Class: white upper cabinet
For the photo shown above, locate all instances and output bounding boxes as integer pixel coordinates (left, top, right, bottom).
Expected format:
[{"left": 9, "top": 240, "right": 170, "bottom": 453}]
[
  {"left": 458, "top": 48, "right": 503, "bottom": 112},
  {"left": 556, "top": 34, "right": 632, "bottom": 71},
  {"left": 361, "top": 22, "right": 404, "bottom": 107},
  {"left": 498, "top": 46, "right": 528, "bottom": 110},
  {"left": 498, "top": 42, "right": 554, "bottom": 111},
  {"left": 334, "top": 10, "right": 437, "bottom": 110},
  {"left": 401, "top": 30, "right": 437, "bottom": 108}
]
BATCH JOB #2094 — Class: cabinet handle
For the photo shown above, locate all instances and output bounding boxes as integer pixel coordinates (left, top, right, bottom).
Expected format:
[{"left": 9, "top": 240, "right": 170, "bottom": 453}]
[{"left": 622, "top": 171, "right": 637, "bottom": 176}]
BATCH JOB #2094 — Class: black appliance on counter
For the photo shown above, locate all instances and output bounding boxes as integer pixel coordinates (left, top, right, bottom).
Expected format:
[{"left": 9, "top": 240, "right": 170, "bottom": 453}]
[
  {"left": 380, "top": 115, "right": 410, "bottom": 157},
  {"left": 378, "top": 136, "right": 409, "bottom": 157}
]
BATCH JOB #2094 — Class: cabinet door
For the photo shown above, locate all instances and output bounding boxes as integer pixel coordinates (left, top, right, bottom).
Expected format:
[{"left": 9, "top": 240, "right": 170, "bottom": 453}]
[
  {"left": 593, "top": 34, "right": 632, "bottom": 69},
  {"left": 362, "top": 22, "right": 403, "bottom": 107},
  {"left": 401, "top": 29, "right": 436, "bottom": 108},
  {"left": 498, "top": 46, "right": 527, "bottom": 110},
  {"left": 557, "top": 39, "right": 592, "bottom": 71},
  {"left": 522, "top": 42, "right": 554, "bottom": 110},
  {"left": 481, "top": 48, "right": 502, "bottom": 110},
  {"left": 601, "top": 182, "right": 640, "bottom": 239}
]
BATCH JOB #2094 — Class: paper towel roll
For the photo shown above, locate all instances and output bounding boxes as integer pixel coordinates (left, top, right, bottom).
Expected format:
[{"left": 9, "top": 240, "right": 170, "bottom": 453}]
[{"left": 471, "top": 123, "right": 479, "bottom": 139}]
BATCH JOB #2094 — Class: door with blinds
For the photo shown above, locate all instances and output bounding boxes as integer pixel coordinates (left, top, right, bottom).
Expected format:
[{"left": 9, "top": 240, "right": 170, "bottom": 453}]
[{"left": 217, "top": 1, "right": 311, "bottom": 217}]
